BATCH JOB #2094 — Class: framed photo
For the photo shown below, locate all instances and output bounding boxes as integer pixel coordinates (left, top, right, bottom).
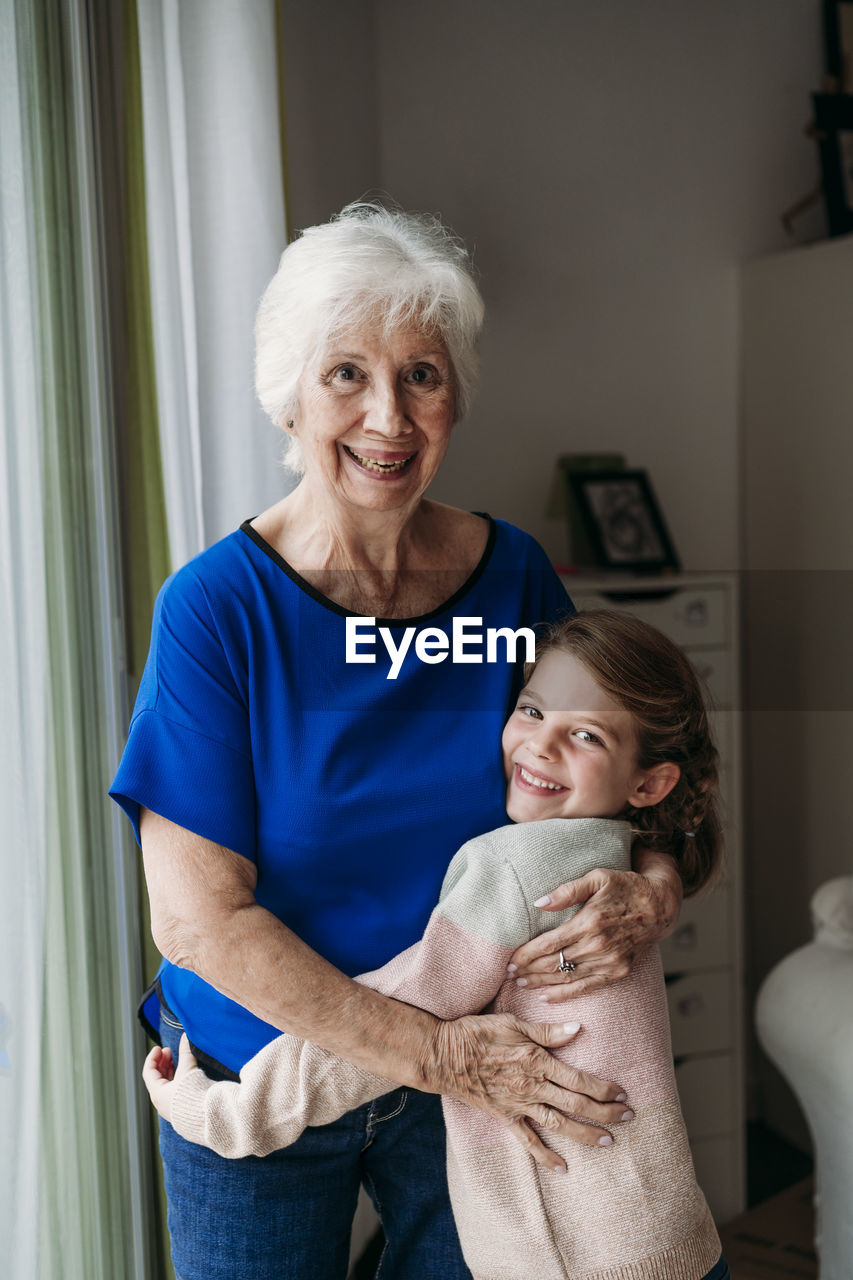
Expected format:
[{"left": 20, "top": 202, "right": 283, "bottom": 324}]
[
  {"left": 813, "top": 92, "right": 853, "bottom": 236},
  {"left": 567, "top": 469, "right": 680, "bottom": 573}
]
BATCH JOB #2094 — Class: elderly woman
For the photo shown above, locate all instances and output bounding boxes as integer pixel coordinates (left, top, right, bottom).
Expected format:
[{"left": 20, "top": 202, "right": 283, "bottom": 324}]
[{"left": 111, "top": 204, "right": 682, "bottom": 1280}]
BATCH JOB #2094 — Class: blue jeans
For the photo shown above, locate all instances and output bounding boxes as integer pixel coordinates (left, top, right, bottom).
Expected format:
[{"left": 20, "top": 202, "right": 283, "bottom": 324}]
[{"left": 157, "top": 1010, "right": 471, "bottom": 1280}]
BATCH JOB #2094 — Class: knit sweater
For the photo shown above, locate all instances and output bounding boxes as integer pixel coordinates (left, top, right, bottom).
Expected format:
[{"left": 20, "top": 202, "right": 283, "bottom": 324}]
[{"left": 169, "top": 818, "right": 721, "bottom": 1280}]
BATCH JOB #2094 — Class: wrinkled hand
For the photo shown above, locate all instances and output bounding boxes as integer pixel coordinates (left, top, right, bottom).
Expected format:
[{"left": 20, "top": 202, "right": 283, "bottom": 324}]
[
  {"left": 142, "top": 1033, "right": 199, "bottom": 1124},
  {"left": 428, "top": 1013, "right": 634, "bottom": 1171},
  {"left": 508, "top": 854, "right": 683, "bottom": 1001}
]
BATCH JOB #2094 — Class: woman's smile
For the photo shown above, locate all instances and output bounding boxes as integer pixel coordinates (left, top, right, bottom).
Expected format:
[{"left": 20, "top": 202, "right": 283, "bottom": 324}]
[{"left": 342, "top": 443, "right": 418, "bottom": 476}]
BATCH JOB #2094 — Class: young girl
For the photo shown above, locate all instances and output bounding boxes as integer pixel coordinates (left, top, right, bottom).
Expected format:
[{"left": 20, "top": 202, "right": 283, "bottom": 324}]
[{"left": 144, "top": 610, "right": 729, "bottom": 1280}]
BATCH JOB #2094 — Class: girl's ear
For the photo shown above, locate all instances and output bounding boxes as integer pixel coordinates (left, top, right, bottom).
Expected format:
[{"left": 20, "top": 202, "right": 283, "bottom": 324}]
[{"left": 628, "top": 762, "right": 680, "bottom": 809}]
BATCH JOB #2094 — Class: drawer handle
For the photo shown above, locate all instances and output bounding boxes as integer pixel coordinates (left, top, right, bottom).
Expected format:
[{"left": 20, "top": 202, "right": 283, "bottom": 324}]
[
  {"left": 684, "top": 600, "right": 709, "bottom": 627},
  {"left": 676, "top": 994, "right": 706, "bottom": 1018},
  {"left": 673, "top": 923, "right": 698, "bottom": 951}
]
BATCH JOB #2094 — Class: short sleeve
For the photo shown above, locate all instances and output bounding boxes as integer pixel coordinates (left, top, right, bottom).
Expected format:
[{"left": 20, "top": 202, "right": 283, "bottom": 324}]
[{"left": 109, "top": 568, "right": 256, "bottom": 859}]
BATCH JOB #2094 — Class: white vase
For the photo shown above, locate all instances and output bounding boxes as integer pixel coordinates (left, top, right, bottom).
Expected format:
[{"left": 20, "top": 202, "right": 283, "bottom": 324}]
[{"left": 755, "top": 876, "right": 853, "bottom": 1280}]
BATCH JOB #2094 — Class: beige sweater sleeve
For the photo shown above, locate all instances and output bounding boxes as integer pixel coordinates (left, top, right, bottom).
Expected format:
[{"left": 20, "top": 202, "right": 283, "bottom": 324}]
[{"left": 169, "top": 1032, "right": 399, "bottom": 1158}]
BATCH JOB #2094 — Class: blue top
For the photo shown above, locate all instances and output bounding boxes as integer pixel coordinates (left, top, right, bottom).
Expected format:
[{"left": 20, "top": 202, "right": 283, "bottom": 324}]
[{"left": 110, "top": 515, "right": 572, "bottom": 1072}]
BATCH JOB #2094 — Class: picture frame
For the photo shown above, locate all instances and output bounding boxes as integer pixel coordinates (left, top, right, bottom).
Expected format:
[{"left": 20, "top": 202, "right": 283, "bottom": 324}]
[
  {"left": 567, "top": 469, "right": 680, "bottom": 574},
  {"left": 812, "top": 92, "right": 853, "bottom": 236}
]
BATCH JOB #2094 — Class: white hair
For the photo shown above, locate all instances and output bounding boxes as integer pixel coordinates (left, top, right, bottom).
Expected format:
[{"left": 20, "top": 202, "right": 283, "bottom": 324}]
[{"left": 254, "top": 202, "right": 485, "bottom": 475}]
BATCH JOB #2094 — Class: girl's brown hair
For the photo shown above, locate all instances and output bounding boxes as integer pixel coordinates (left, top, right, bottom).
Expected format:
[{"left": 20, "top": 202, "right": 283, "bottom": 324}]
[{"left": 535, "top": 609, "right": 723, "bottom": 896}]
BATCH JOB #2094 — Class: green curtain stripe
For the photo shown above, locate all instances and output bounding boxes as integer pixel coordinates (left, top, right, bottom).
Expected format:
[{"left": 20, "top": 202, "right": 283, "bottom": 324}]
[
  {"left": 123, "top": 0, "right": 175, "bottom": 1273},
  {"left": 123, "top": 0, "right": 172, "bottom": 680}
]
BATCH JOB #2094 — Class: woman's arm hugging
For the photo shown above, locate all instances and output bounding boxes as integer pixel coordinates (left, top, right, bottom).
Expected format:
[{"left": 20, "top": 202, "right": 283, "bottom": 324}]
[
  {"left": 140, "top": 809, "right": 631, "bottom": 1167},
  {"left": 140, "top": 807, "right": 431, "bottom": 1065},
  {"left": 508, "top": 847, "right": 683, "bottom": 999}
]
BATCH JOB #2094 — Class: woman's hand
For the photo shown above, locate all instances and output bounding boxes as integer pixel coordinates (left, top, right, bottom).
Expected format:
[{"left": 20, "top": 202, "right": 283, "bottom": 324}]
[
  {"left": 507, "top": 850, "right": 683, "bottom": 1000},
  {"left": 142, "top": 1034, "right": 200, "bottom": 1124},
  {"left": 427, "top": 1015, "right": 634, "bottom": 1171}
]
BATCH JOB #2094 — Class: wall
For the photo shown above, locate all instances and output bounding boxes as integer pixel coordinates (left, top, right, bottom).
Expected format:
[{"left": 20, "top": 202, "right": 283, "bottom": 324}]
[
  {"left": 372, "top": 0, "right": 822, "bottom": 569},
  {"left": 280, "top": 0, "right": 381, "bottom": 231}
]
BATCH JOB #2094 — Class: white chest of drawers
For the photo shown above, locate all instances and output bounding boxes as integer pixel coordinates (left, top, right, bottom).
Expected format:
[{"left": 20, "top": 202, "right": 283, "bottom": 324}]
[{"left": 560, "top": 572, "right": 746, "bottom": 1223}]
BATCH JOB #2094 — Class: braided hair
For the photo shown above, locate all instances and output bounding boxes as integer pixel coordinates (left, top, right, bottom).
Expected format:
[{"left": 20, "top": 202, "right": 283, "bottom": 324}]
[{"left": 535, "top": 609, "right": 723, "bottom": 897}]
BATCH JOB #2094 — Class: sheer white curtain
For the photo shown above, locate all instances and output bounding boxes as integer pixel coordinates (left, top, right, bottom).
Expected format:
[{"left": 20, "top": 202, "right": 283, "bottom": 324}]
[
  {"left": 136, "top": 0, "right": 291, "bottom": 563},
  {"left": 0, "top": 7, "right": 49, "bottom": 1273}
]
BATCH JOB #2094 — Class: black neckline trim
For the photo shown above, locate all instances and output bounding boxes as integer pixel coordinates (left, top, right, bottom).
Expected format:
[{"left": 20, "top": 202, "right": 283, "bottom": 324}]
[{"left": 239, "top": 513, "right": 497, "bottom": 626}]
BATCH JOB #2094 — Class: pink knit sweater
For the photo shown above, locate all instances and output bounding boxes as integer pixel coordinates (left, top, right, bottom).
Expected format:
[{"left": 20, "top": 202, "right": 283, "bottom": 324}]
[{"left": 169, "top": 818, "right": 720, "bottom": 1279}]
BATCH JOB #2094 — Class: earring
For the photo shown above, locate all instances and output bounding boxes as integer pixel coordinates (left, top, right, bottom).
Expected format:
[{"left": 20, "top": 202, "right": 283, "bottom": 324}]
[{"left": 286, "top": 419, "right": 294, "bottom": 429}]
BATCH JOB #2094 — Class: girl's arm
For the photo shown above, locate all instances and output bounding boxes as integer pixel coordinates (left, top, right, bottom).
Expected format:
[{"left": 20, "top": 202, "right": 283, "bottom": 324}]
[
  {"left": 144, "top": 1031, "right": 400, "bottom": 1158},
  {"left": 142, "top": 819, "right": 629, "bottom": 1163}
]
